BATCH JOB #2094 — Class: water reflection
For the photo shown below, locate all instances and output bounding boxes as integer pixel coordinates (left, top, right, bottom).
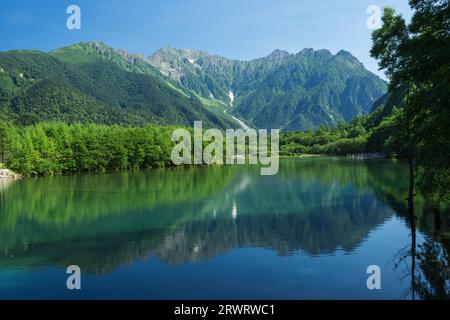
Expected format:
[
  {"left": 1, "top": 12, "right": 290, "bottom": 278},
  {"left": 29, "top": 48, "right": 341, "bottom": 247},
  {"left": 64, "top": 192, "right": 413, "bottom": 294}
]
[
  {"left": 0, "top": 179, "right": 13, "bottom": 192},
  {"left": 0, "top": 158, "right": 449, "bottom": 299},
  {"left": 395, "top": 205, "right": 450, "bottom": 300}
]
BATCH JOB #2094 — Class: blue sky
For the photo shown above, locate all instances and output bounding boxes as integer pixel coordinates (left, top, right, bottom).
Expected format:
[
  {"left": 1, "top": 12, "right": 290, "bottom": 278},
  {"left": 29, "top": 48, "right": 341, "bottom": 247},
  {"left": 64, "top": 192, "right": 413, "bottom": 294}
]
[{"left": 0, "top": 0, "right": 412, "bottom": 78}]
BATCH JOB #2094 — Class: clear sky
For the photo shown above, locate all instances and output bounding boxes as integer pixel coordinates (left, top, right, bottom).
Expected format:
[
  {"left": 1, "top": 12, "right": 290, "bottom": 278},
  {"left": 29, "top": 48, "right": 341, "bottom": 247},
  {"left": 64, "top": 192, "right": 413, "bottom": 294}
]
[{"left": 0, "top": 0, "right": 413, "bottom": 78}]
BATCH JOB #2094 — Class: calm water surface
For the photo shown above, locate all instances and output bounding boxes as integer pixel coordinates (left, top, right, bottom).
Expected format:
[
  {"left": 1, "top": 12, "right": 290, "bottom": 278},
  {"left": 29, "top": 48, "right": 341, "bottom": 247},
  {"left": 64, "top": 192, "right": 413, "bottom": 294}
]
[{"left": 0, "top": 158, "right": 448, "bottom": 299}]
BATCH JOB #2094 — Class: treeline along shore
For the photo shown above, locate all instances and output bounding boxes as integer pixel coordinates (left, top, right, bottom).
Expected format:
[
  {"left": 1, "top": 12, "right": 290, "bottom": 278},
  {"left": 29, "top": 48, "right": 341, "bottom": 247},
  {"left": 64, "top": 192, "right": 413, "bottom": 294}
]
[
  {"left": 0, "top": 113, "right": 392, "bottom": 179},
  {"left": 0, "top": 122, "right": 177, "bottom": 177}
]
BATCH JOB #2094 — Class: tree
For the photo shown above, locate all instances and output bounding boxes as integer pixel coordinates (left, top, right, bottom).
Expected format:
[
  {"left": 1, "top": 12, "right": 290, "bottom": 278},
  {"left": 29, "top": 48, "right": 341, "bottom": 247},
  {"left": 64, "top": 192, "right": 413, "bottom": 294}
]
[
  {"left": 0, "top": 123, "right": 12, "bottom": 163},
  {"left": 371, "top": 1, "right": 450, "bottom": 207}
]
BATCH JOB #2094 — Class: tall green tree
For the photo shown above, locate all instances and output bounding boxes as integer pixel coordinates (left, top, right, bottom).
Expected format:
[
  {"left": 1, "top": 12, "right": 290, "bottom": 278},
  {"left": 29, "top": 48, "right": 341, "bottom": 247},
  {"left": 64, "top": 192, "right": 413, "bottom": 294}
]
[{"left": 371, "top": 0, "right": 450, "bottom": 206}]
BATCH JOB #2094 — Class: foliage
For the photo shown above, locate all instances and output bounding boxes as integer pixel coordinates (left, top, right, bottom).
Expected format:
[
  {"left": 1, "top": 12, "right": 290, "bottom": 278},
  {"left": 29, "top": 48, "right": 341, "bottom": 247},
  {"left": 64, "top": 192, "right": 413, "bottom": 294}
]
[
  {"left": 370, "top": 0, "right": 450, "bottom": 203},
  {"left": 280, "top": 117, "right": 370, "bottom": 156},
  {"left": 0, "top": 122, "right": 178, "bottom": 176}
]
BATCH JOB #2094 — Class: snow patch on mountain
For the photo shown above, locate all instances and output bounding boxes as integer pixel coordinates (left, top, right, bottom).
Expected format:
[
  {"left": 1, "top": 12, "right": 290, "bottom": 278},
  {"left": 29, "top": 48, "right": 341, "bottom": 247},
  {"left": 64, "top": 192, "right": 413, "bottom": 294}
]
[
  {"left": 188, "top": 58, "right": 201, "bottom": 69},
  {"left": 228, "top": 90, "right": 235, "bottom": 106}
]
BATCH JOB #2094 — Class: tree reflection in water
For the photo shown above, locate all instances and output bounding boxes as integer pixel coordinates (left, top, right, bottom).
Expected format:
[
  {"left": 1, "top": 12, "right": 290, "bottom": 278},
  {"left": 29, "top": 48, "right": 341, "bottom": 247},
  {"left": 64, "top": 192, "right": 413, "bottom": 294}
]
[
  {"left": 1, "top": 158, "right": 449, "bottom": 299},
  {"left": 395, "top": 206, "right": 450, "bottom": 300}
]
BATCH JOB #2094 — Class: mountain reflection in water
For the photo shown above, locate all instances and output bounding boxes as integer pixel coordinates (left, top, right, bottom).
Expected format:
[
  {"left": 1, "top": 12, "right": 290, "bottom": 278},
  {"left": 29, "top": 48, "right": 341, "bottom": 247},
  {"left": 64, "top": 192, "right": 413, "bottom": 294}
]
[{"left": 0, "top": 158, "right": 449, "bottom": 299}]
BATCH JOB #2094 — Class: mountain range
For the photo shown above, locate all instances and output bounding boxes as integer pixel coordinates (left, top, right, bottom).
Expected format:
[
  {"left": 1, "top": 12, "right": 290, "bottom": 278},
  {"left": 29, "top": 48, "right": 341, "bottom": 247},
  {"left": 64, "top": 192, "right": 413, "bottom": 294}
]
[{"left": 0, "top": 41, "right": 387, "bottom": 130}]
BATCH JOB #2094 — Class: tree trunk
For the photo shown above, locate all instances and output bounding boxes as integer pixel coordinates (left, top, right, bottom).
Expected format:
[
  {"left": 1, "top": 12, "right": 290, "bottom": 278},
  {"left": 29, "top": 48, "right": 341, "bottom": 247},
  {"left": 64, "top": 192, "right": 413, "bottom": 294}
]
[
  {"left": 410, "top": 216, "right": 416, "bottom": 300},
  {"left": 406, "top": 157, "right": 417, "bottom": 299},
  {"left": 408, "top": 157, "right": 415, "bottom": 217}
]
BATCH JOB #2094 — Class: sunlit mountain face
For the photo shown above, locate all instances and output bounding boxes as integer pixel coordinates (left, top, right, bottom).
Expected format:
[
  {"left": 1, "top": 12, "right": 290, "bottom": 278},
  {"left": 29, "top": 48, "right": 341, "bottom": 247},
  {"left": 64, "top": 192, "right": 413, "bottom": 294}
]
[{"left": 0, "top": 42, "right": 387, "bottom": 131}]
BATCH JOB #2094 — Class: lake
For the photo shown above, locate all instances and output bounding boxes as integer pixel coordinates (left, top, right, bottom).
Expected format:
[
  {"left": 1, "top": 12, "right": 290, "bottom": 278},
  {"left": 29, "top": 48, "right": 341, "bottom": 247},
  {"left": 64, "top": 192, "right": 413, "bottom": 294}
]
[{"left": 0, "top": 158, "right": 448, "bottom": 299}]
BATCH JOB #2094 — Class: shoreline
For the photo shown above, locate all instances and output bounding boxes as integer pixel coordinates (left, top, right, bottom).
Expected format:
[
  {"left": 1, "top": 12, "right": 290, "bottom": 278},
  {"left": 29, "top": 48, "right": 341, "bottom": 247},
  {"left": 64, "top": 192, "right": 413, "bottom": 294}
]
[
  {"left": 4, "top": 155, "right": 392, "bottom": 180},
  {"left": 0, "top": 169, "right": 21, "bottom": 180}
]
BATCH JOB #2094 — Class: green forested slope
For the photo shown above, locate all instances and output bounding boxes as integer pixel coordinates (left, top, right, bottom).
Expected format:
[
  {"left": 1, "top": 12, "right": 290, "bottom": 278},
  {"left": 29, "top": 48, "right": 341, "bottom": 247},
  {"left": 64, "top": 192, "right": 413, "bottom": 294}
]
[
  {"left": 0, "top": 44, "right": 236, "bottom": 128},
  {"left": 148, "top": 47, "right": 388, "bottom": 130}
]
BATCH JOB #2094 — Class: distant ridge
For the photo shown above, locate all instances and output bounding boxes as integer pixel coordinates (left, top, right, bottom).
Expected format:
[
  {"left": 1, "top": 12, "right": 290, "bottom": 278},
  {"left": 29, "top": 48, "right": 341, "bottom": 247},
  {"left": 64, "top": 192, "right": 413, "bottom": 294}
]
[
  {"left": 147, "top": 46, "right": 387, "bottom": 130},
  {"left": 0, "top": 41, "right": 387, "bottom": 131}
]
